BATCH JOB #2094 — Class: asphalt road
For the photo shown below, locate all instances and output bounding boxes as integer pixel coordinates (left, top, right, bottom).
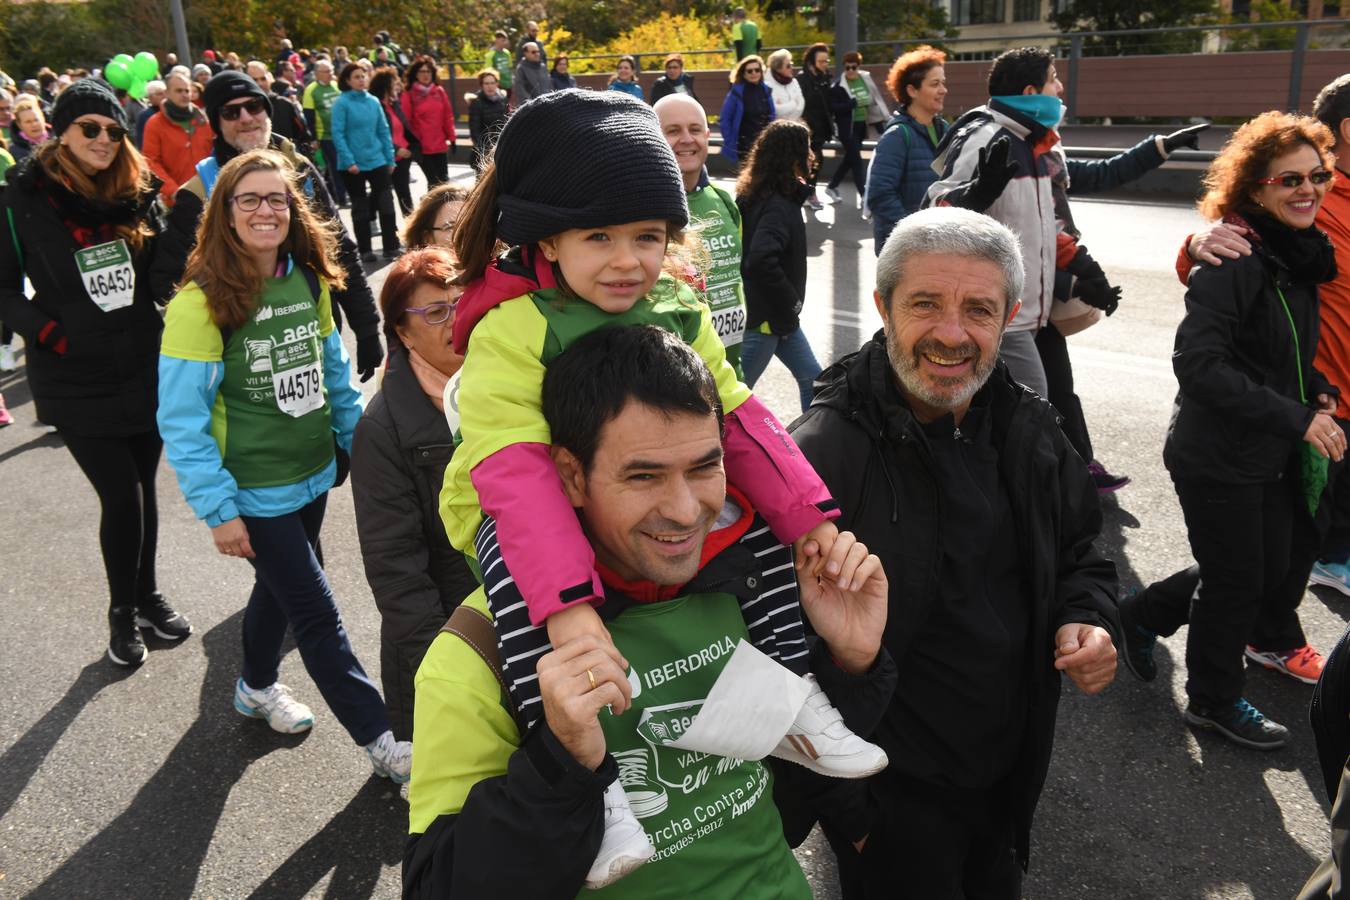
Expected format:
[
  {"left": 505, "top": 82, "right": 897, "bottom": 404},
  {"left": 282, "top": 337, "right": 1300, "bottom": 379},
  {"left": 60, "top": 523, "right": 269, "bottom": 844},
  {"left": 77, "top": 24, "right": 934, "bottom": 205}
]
[{"left": 0, "top": 164, "right": 1338, "bottom": 900}]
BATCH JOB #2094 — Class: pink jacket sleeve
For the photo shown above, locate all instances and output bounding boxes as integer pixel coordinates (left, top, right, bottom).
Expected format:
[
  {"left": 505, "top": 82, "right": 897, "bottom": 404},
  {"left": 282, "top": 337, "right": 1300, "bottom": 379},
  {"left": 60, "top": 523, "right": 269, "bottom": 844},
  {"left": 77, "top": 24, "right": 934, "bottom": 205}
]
[
  {"left": 471, "top": 442, "right": 603, "bottom": 625},
  {"left": 724, "top": 394, "right": 840, "bottom": 545},
  {"left": 441, "top": 88, "right": 456, "bottom": 145}
]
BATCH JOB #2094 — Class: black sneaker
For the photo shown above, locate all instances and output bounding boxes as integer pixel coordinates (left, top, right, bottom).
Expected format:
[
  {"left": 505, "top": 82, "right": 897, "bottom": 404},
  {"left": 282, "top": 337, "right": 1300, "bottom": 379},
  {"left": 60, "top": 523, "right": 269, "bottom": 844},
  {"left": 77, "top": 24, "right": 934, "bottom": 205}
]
[
  {"left": 1184, "top": 699, "right": 1289, "bottom": 750},
  {"left": 1118, "top": 591, "right": 1157, "bottom": 682},
  {"left": 108, "top": 605, "right": 147, "bottom": 666},
  {"left": 1087, "top": 461, "right": 1130, "bottom": 494},
  {"left": 136, "top": 593, "right": 192, "bottom": 640}
]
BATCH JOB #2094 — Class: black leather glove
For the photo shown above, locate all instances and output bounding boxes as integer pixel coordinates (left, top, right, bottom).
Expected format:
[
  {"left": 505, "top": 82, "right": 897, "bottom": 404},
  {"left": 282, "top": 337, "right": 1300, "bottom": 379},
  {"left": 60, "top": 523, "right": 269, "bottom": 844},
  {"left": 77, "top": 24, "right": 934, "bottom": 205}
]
[
  {"left": 355, "top": 332, "right": 384, "bottom": 383},
  {"left": 958, "top": 135, "right": 1020, "bottom": 213},
  {"left": 1065, "top": 246, "right": 1121, "bottom": 316},
  {"left": 333, "top": 439, "right": 351, "bottom": 488},
  {"left": 1162, "top": 123, "right": 1208, "bottom": 154}
]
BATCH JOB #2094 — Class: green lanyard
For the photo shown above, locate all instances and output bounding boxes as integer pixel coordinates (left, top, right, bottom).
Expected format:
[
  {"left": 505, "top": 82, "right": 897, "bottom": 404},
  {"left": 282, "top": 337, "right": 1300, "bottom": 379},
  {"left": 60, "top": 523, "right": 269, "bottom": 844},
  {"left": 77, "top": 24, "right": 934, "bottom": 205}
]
[{"left": 1275, "top": 283, "right": 1307, "bottom": 404}]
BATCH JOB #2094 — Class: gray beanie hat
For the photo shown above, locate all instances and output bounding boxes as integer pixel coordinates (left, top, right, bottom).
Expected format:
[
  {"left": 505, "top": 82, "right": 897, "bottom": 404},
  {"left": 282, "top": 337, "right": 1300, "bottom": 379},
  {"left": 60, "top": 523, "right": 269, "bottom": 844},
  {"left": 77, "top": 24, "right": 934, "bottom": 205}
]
[{"left": 492, "top": 89, "right": 688, "bottom": 246}]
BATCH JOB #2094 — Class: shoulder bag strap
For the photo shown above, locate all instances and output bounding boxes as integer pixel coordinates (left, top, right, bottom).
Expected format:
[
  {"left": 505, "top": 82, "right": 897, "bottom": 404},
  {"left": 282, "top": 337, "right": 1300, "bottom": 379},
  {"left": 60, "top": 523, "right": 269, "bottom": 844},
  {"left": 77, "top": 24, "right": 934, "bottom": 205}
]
[{"left": 440, "top": 604, "right": 523, "bottom": 728}]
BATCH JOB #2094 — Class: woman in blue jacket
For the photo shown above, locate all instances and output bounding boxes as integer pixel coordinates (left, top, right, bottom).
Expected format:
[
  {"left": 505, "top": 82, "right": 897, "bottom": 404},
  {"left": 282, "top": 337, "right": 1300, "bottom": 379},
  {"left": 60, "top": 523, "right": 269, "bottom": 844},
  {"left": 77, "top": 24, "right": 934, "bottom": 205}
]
[
  {"left": 607, "top": 56, "right": 645, "bottom": 101},
  {"left": 864, "top": 46, "right": 948, "bottom": 254},
  {"left": 719, "top": 55, "right": 775, "bottom": 166},
  {"left": 331, "top": 63, "right": 399, "bottom": 260}
]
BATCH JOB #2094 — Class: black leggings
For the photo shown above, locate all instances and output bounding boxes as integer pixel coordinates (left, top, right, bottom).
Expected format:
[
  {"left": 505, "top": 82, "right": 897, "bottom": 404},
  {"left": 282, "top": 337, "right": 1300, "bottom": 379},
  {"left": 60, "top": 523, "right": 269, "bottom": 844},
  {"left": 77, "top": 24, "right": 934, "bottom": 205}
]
[
  {"left": 417, "top": 151, "right": 450, "bottom": 187},
  {"left": 391, "top": 157, "right": 415, "bottom": 217},
  {"left": 828, "top": 120, "right": 868, "bottom": 195},
  {"left": 341, "top": 167, "right": 399, "bottom": 256},
  {"left": 1035, "top": 323, "right": 1094, "bottom": 463},
  {"left": 61, "top": 430, "right": 162, "bottom": 611}
]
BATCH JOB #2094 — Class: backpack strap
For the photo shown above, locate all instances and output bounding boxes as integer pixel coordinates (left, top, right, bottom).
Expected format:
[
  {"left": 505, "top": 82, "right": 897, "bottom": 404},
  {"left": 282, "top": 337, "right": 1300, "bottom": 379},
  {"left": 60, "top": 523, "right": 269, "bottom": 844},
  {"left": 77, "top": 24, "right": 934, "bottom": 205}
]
[{"left": 440, "top": 604, "right": 523, "bottom": 730}]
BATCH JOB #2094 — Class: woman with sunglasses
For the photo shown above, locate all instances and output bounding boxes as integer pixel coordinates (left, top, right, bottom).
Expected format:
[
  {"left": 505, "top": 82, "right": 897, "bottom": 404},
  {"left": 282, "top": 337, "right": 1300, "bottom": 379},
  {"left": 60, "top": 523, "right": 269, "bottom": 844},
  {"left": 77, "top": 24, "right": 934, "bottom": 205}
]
[
  {"left": 823, "top": 51, "right": 888, "bottom": 209},
  {"left": 1120, "top": 112, "right": 1340, "bottom": 751},
  {"left": 158, "top": 148, "right": 412, "bottom": 779},
  {"left": 719, "top": 55, "right": 775, "bottom": 168},
  {"left": 351, "top": 247, "right": 477, "bottom": 741},
  {"left": 0, "top": 78, "right": 191, "bottom": 667}
]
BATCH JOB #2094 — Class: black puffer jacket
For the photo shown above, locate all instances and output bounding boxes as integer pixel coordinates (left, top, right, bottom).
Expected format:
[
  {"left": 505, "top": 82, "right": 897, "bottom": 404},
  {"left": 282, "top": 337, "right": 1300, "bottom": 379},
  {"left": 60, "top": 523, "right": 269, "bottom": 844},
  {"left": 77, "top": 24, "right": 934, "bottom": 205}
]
[
  {"left": 738, "top": 182, "right": 812, "bottom": 335},
  {"left": 796, "top": 68, "right": 834, "bottom": 144},
  {"left": 1165, "top": 213, "right": 1334, "bottom": 485},
  {"left": 351, "top": 350, "right": 477, "bottom": 741},
  {"left": 467, "top": 90, "right": 509, "bottom": 171},
  {"left": 0, "top": 155, "right": 164, "bottom": 435},
  {"left": 789, "top": 333, "right": 1119, "bottom": 868}
]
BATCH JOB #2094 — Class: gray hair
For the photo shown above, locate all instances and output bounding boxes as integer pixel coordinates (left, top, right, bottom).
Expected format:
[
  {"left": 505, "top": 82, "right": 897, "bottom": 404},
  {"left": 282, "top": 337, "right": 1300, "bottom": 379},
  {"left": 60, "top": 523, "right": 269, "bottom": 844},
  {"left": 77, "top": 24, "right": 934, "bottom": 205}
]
[
  {"left": 767, "top": 48, "right": 793, "bottom": 72},
  {"left": 876, "top": 207, "right": 1024, "bottom": 312},
  {"left": 146, "top": 80, "right": 166, "bottom": 94}
]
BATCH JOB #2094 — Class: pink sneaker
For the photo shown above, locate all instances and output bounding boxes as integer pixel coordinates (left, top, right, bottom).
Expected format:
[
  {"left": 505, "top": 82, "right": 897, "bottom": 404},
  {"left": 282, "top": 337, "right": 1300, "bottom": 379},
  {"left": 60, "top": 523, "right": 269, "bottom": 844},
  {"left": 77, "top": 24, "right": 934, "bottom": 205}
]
[{"left": 0, "top": 394, "right": 12, "bottom": 427}]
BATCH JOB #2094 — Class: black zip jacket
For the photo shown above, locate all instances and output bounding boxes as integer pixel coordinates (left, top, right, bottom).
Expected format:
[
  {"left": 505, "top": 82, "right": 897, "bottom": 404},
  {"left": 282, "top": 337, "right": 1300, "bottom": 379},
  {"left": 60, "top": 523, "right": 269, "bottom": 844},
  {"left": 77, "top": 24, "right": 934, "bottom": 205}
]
[
  {"left": 739, "top": 182, "right": 812, "bottom": 335},
  {"left": 350, "top": 351, "right": 478, "bottom": 741},
  {"left": 0, "top": 156, "right": 164, "bottom": 435},
  {"left": 649, "top": 74, "right": 698, "bottom": 104},
  {"left": 467, "top": 90, "right": 509, "bottom": 161},
  {"left": 1165, "top": 236, "right": 1332, "bottom": 485},
  {"left": 402, "top": 513, "right": 898, "bottom": 899},
  {"left": 147, "top": 135, "right": 380, "bottom": 341},
  {"left": 788, "top": 334, "right": 1119, "bottom": 868},
  {"left": 796, "top": 68, "right": 834, "bottom": 143}
]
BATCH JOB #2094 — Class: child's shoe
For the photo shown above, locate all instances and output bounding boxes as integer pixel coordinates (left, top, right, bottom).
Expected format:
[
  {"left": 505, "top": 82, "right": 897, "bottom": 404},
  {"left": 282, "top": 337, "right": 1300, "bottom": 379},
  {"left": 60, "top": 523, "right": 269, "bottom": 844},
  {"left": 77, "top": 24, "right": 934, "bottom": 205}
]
[
  {"left": 585, "top": 780, "right": 655, "bottom": 889},
  {"left": 770, "top": 673, "right": 888, "bottom": 778}
]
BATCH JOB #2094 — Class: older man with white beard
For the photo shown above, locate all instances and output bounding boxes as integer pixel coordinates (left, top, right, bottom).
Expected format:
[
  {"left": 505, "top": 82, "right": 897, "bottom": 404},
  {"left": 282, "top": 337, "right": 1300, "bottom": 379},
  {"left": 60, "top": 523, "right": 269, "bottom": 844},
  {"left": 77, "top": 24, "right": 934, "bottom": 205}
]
[
  {"left": 788, "top": 206, "right": 1119, "bottom": 899},
  {"left": 149, "top": 70, "right": 384, "bottom": 380}
]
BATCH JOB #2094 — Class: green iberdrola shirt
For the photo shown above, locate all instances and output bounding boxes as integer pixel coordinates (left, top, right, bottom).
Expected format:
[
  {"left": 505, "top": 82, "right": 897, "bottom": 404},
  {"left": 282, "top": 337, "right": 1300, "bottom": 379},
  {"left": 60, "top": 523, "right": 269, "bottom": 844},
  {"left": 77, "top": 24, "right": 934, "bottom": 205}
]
[
  {"left": 410, "top": 588, "right": 813, "bottom": 900},
  {"left": 302, "top": 81, "right": 340, "bottom": 140},
  {"left": 687, "top": 183, "right": 747, "bottom": 377},
  {"left": 849, "top": 76, "right": 869, "bottom": 123},
  {"left": 487, "top": 48, "right": 514, "bottom": 89},
  {"left": 160, "top": 269, "right": 335, "bottom": 488}
]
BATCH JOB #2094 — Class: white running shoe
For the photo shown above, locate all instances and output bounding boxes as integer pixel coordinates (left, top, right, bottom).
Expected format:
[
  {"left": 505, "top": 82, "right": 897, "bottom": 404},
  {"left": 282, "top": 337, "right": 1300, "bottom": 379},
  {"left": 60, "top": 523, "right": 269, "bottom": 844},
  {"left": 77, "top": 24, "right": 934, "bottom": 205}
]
[
  {"left": 822, "top": 186, "right": 842, "bottom": 204},
  {"left": 803, "top": 193, "right": 824, "bottom": 211},
  {"left": 0, "top": 343, "right": 16, "bottom": 372},
  {"left": 584, "top": 780, "right": 655, "bottom": 889},
  {"left": 770, "top": 673, "right": 888, "bottom": 778},
  {"left": 366, "top": 729, "right": 413, "bottom": 783},
  {"left": 233, "top": 678, "right": 315, "bottom": 734}
]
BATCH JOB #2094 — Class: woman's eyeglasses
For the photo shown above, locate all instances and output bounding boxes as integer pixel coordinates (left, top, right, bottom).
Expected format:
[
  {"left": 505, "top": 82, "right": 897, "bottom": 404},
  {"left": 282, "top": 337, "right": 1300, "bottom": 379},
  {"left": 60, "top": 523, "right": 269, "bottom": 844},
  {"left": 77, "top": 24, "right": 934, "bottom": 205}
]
[
  {"left": 744, "top": 67, "right": 763, "bottom": 76},
  {"left": 405, "top": 301, "right": 457, "bottom": 326},
  {"left": 1255, "top": 170, "right": 1334, "bottom": 189},
  {"left": 75, "top": 121, "right": 128, "bottom": 142},
  {"left": 230, "top": 192, "right": 292, "bottom": 211},
  {"left": 218, "top": 98, "right": 269, "bottom": 121}
]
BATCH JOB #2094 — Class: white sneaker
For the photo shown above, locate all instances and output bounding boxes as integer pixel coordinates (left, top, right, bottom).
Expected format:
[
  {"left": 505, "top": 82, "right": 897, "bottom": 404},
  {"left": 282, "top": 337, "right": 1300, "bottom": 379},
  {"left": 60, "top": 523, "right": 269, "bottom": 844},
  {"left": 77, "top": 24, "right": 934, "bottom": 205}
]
[
  {"left": 584, "top": 780, "right": 655, "bottom": 889},
  {"left": 366, "top": 729, "right": 412, "bottom": 783},
  {"left": 822, "top": 186, "right": 842, "bottom": 204},
  {"left": 0, "top": 343, "right": 16, "bottom": 372},
  {"left": 804, "top": 193, "right": 824, "bottom": 211},
  {"left": 233, "top": 678, "right": 314, "bottom": 734},
  {"left": 770, "top": 673, "right": 888, "bottom": 778}
]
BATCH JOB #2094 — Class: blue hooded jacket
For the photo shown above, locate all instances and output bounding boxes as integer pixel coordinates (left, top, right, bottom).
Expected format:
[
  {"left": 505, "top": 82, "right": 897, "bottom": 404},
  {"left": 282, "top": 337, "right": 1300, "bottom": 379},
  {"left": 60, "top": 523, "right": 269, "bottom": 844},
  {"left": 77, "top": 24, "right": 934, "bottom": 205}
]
[
  {"left": 718, "top": 81, "right": 776, "bottom": 164},
  {"left": 865, "top": 109, "right": 948, "bottom": 252}
]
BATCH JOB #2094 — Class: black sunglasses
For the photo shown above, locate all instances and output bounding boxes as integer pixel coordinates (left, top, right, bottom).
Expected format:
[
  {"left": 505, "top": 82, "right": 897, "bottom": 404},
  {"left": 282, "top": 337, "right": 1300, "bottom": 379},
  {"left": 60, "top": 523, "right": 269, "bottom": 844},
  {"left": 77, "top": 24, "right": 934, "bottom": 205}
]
[
  {"left": 75, "top": 121, "right": 128, "bottom": 142},
  {"left": 219, "top": 98, "right": 269, "bottom": 121},
  {"left": 744, "top": 67, "right": 762, "bottom": 75}
]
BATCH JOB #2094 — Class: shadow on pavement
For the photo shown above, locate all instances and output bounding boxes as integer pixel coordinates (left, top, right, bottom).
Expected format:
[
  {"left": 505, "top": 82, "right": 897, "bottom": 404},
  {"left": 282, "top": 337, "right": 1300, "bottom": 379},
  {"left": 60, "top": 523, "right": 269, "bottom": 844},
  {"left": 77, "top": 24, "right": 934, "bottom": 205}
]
[
  {"left": 0, "top": 429, "right": 64, "bottom": 464},
  {"left": 27, "top": 611, "right": 308, "bottom": 900},
  {"left": 0, "top": 658, "right": 137, "bottom": 821},
  {"left": 245, "top": 776, "right": 405, "bottom": 900}
]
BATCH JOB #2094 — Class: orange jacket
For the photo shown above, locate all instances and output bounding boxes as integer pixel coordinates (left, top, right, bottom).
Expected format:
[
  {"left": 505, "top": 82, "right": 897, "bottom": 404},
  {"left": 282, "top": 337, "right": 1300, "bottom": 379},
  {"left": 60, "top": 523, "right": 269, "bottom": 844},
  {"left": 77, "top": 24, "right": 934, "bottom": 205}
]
[
  {"left": 141, "top": 109, "right": 215, "bottom": 205},
  {"left": 1176, "top": 171, "right": 1350, "bottom": 395}
]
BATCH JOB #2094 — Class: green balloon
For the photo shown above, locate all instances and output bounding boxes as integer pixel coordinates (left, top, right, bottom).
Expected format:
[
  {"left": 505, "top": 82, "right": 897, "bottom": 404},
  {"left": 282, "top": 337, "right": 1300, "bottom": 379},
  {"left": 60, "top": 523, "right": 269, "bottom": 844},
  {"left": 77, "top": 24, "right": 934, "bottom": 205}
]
[
  {"left": 113, "top": 53, "right": 134, "bottom": 67},
  {"left": 129, "top": 78, "right": 147, "bottom": 100},
  {"left": 132, "top": 51, "right": 158, "bottom": 82},
  {"left": 105, "top": 60, "right": 132, "bottom": 89}
]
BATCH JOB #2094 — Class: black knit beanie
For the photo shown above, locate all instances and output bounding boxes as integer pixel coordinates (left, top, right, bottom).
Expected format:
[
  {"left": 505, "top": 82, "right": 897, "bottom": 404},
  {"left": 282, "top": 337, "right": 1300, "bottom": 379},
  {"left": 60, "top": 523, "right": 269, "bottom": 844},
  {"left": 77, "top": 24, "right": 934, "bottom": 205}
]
[
  {"left": 203, "top": 70, "right": 272, "bottom": 135},
  {"left": 492, "top": 89, "right": 688, "bottom": 246},
  {"left": 50, "top": 78, "right": 127, "bottom": 135}
]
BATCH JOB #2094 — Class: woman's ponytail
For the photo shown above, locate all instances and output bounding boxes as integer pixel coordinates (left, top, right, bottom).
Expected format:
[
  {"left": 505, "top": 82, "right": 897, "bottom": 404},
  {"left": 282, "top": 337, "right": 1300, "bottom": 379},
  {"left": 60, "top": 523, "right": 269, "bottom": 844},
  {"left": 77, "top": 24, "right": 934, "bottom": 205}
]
[{"left": 451, "top": 162, "right": 504, "bottom": 285}]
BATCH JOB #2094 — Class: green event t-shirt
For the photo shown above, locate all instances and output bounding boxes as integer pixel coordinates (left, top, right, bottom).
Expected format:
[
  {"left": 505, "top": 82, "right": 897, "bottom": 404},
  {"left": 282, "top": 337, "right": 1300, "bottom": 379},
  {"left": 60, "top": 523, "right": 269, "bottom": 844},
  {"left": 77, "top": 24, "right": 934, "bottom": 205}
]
[
  {"left": 687, "top": 183, "right": 746, "bottom": 377},
  {"left": 302, "top": 81, "right": 340, "bottom": 140},
  {"left": 487, "top": 48, "right": 513, "bottom": 88},
  {"left": 731, "top": 21, "right": 760, "bottom": 60},
  {"left": 161, "top": 268, "right": 335, "bottom": 488},
  {"left": 590, "top": 592, "right": 811, "bottom": 900},
  {"left": 849, "top": 76, "right": 869, "bottom": 123}
]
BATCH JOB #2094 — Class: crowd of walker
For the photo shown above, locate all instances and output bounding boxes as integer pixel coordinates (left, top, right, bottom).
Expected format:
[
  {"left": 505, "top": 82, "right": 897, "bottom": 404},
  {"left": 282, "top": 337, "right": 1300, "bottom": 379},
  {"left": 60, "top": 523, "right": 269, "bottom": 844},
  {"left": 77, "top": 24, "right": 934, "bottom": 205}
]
[{"left": 2, "top": 19, "right": 1350, "bottom": 898}]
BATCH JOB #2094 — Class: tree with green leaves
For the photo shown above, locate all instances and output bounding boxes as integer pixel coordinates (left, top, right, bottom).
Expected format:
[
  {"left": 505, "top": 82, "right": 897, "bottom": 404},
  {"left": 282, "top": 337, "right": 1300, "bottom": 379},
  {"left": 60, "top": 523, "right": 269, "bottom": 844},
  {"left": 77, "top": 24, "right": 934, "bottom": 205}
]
[{"left": 1050, "top": 0, "right": 1220, "bottom": 55}]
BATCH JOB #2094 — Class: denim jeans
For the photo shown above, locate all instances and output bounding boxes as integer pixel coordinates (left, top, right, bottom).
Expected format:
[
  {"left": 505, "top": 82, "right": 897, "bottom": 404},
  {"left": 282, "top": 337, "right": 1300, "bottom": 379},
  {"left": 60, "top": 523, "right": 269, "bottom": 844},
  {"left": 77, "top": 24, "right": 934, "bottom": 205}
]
[
  {"left": 240, "top": 494, "right": 389, "bottom": 746},
  {"left": 741, "top": 327, "right": 822, "bottom": 413}
]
